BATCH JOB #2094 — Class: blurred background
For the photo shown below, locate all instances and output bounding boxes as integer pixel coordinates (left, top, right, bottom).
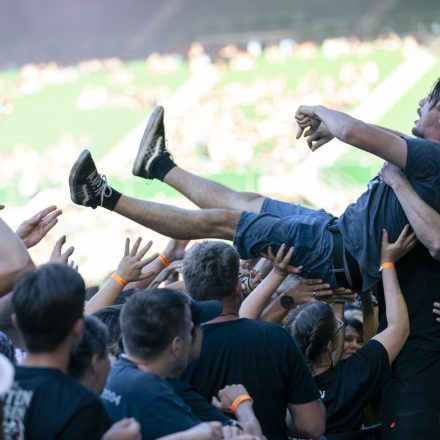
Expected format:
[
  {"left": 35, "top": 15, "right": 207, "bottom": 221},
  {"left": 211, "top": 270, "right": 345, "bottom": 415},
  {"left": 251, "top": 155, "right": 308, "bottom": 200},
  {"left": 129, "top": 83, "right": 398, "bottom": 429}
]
[{"left": 1, "top": 0, "right": 439, "bottom": 282}]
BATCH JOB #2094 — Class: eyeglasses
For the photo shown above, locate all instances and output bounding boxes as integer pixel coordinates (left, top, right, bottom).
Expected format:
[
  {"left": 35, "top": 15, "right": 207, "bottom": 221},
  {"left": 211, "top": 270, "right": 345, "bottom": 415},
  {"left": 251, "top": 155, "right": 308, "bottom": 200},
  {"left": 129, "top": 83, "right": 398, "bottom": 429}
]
[{"left": 334, "top": 318, "right": 344, "bottom": 336}]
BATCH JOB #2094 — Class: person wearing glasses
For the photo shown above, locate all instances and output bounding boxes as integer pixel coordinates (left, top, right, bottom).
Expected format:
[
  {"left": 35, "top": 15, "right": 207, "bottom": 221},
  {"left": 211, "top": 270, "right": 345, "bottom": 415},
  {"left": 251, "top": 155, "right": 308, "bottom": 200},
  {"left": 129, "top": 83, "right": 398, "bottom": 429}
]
[{"left": 285, "top": 225, "right": 416, "bottom": 439}]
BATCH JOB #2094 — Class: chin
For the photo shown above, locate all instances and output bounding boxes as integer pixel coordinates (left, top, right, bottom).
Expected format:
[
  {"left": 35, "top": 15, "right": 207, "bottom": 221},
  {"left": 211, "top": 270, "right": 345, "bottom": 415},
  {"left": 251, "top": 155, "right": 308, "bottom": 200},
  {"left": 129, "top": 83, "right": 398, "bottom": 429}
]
[{"left": 412, "top": 126, "right": 424, "bottom": 138}]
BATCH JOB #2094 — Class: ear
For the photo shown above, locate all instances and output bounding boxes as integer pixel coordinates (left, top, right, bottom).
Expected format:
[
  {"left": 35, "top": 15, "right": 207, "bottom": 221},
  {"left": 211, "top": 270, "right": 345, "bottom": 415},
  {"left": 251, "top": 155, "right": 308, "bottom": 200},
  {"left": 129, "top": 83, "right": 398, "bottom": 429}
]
[
  {"left": 326, "top": 339, "right": 334, "bottom": 354},
  {"left": 234, "top": 279, "right": 242, "bottom": 297},
  {"left": 89, "top": 353, "right": 100, "bottom": 376},
  {"left": 169, "top": 335, "right": 183, "bottom": 359},
  {"left": 11, "top": 313, "right": 18, "bottom": 328},
  {"left": 71, "top": 318, "right": 84, "bottom": 346}
]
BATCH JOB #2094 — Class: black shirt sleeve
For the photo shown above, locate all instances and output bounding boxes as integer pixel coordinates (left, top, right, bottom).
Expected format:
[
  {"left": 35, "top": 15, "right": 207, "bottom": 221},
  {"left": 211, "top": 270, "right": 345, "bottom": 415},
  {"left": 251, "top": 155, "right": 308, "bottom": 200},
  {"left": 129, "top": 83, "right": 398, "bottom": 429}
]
[
  {"left": 56, "top": 400, "right": 111, "bottom": 440},
  {"left": 405, "top": 137, "right": 440, "bottom": 180},
  {"left": 284, "top": 333, "right": 321, "bottom": 405}
]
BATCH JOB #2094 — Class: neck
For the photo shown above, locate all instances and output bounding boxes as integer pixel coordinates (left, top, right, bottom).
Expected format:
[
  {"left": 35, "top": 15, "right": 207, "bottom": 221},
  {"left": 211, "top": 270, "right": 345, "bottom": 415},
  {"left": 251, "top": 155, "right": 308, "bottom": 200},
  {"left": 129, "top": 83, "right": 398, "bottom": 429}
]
[
  {"left": 208, "top": 297, "right": 240, "bottom": 324},
  {"left": 311, "top": 353, "right": 332, "bottom": 376},
  {"left": 123, "top": 353, "right": 171, "bottom": 379},
  {"left": 22, "top": 344, "right": 71, "bottom": 374}
]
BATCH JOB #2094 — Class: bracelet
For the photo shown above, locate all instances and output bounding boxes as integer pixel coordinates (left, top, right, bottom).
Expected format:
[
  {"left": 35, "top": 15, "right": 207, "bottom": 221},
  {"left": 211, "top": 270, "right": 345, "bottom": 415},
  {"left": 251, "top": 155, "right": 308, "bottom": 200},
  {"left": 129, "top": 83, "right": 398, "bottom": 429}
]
[
  {"left": 112, "top": 273, "right": 127, "bottom": 287},
  {"left": 230, "top": 395, "right": 253, "bottom": 413},
  {"left": 380, "top": 261, "right": 395, "bottom": 271},
  {"left": 159, "top": 253, "right": 170, "bottom": 268}
]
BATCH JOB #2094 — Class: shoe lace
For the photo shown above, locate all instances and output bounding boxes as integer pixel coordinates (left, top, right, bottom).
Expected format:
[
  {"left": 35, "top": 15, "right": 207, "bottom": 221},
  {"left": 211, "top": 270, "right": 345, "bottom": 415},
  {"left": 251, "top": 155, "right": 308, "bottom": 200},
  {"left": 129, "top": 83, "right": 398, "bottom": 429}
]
[{"left": 89, "top": 172, "right": 112, "bottom": 206}]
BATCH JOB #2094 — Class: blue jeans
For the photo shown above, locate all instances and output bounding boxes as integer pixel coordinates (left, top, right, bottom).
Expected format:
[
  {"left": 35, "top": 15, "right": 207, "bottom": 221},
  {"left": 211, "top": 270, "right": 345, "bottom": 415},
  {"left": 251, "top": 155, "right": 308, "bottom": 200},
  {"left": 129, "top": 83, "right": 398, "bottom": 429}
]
[{"left": 233, "top": 198, "right": 337, "bottom": 285}]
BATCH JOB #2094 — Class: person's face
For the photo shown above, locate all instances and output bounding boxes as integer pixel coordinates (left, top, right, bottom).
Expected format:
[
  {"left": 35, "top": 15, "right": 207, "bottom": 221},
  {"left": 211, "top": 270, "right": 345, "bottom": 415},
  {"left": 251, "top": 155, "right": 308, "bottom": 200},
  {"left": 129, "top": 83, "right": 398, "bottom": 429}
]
[
  {"left": 412, "top": 94, "right": 440, "bottom": 139},
  {"left": 342, "top": 325, "right": 363, "bottom": 359}
]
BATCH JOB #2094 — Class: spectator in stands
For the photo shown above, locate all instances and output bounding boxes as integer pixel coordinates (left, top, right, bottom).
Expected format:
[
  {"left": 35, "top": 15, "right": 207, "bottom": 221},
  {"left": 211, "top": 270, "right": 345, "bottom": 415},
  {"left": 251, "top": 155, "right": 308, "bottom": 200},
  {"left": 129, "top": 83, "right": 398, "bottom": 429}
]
[
  {"left": 286, "top": 226, "right": 414, "bottom": 438},
  {"left": 342, "top": 318, "right": 363, "bottom": 359},
  {"left": 181, "top": 241, "right": 325, "bottom": 440},
  {"left": 2, "top": 263, "right": 111, "bottom": 439}
]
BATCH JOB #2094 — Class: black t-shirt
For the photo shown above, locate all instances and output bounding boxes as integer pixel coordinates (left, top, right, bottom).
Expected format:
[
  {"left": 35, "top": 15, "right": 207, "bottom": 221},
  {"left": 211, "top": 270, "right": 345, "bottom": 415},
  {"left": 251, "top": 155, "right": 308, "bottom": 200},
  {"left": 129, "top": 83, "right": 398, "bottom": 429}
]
[
  {"left": 315, "top": 340, "right": 390, "bottom": 435},
  {"left": 2, "top": 366, "right": 110, "bottom": 440},
  {"left": 339, "top": 137, "right": 440, "bottom": 291},
  {"left": 101, "top": 356, "right": 201, "bottom": 440},
  {"left": 167, "top": 378, "right": 233, "bottom": 425},
  {"left": 376, "top": 243, "right": 440, "bottom": 348},
  {"left": 182, "top": 318, "right": 320, "bottom": 440}
]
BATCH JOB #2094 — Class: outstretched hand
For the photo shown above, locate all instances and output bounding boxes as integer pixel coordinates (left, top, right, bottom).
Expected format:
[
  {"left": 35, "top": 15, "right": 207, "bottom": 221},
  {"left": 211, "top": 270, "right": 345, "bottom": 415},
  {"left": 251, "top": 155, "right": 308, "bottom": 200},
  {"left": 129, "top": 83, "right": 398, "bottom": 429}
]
[
  {"left": 50, "top": 235, "right": 78, "bottom": 270},
  {"left": 16, "top": 205, "right": 62, "bottom": 248},
  {"left": 381, "top": 225, "right": 418, "bottom": 264},
  {"left": 261, "top": 244, "right": 303, "bottom": 276},
  {"left": 115, "top": 237, "right": 158, "bottom": 283}
]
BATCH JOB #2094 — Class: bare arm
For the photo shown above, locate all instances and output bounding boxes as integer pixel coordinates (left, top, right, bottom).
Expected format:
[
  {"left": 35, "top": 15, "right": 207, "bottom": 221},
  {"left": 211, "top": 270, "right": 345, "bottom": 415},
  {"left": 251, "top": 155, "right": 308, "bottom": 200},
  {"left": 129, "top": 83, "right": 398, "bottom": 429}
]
[
  {"left": 372, "top": 226, "right": 416, "bottom": 363},
  {"left": 287, "top": 400, "right": 326, "bottom": 439},
  {"left": 296, "top": 105, "right": 407, "bottom": 168},
  {"left": 0, "top": 217, "right": 35, "bottom": 296},
  {"left": 381, "top": 162, "right": 440, "bottom": 260}
]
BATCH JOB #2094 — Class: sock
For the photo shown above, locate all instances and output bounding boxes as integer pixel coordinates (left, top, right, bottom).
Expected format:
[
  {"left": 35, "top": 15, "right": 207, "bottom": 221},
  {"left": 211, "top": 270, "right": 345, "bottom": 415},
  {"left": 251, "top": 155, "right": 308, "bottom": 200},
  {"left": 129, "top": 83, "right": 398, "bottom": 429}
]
[
  {"left": 101, "top": 188, "right": 122, "bottom": 211},
  {"left": 152, "top": 153, "right": 176, "bottom": 181}
]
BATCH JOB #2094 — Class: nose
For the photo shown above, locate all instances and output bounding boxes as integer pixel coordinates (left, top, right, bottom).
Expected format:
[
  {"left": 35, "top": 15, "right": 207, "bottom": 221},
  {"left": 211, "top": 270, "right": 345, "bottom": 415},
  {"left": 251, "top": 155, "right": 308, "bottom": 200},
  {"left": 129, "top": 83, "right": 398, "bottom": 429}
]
[{"left": 419, "top": 96, "right": 428, "bottom": 107}]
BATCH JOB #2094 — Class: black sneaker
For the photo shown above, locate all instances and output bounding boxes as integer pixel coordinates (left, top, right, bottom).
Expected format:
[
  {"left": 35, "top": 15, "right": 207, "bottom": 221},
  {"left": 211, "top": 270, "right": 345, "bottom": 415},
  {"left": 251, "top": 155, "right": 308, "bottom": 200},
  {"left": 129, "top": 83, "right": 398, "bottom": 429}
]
[
  {"left": 132, "top": 105, "right": 170, "bottom": 179},
  {"left": 69, "top": 150, "right": 113, "bottom": 209}
]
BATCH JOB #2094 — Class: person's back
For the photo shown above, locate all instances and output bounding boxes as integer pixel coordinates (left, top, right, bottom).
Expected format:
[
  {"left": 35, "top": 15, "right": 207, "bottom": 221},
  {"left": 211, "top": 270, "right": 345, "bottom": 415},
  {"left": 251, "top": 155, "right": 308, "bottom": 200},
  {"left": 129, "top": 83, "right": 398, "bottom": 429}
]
[
  {"left": 4, "top": 365, "right": 107, "bottom": 440},
  {"left": 183, "top": 317, "right": 319, "bottom": 440}
]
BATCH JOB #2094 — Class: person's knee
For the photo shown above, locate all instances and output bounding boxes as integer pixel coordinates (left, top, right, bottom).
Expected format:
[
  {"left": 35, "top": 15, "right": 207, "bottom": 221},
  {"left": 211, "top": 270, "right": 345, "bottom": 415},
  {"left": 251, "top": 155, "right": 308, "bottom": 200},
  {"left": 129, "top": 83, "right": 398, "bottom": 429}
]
[{"left": 202, "top": 209, "right": 240, "bottom": 239}]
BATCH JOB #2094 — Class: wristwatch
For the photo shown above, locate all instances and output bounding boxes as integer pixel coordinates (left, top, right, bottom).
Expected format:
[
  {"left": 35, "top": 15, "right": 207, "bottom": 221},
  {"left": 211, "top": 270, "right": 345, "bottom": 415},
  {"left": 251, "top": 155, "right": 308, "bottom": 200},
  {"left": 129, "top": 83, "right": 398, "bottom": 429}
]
[{"left": 280, "top": 293, "right": 295, "bottom": 310}]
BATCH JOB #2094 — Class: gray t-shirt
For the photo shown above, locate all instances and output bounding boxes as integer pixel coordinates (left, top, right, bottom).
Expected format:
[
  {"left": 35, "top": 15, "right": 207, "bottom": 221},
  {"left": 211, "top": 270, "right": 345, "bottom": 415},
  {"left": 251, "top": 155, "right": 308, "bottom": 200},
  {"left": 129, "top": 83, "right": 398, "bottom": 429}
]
[{"left": 339, "top": 137, "right": 440, "bottom": 291}]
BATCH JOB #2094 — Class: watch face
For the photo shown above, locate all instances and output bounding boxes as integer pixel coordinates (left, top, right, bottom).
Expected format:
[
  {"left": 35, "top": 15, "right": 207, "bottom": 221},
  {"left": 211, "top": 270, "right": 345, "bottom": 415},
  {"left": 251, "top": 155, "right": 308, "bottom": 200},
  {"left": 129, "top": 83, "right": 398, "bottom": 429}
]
[{"left": 280, "top": 295, "right": 294, "bottom": 310}]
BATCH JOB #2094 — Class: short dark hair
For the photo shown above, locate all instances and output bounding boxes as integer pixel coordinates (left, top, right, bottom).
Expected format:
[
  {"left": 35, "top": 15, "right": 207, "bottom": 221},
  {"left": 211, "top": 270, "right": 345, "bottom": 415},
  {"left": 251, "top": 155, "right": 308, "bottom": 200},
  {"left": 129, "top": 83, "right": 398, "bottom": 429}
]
[
  {"left": 120, "top": 288, "right": 190, "bottom": 360},
  {"left": 344, "top": 318, "right": 363, "bottom": 341},
  {"left": 183, "top": 241, "right": 239, "bottom": 301},
  {"left": 285, "top": 302, "right": 336, "bottom": 365},
  {"left": 68, "top": 315, "right": 108, "bottom": 379},
  {"left": 12, "top": 264, "right": 85, "bottom": 353},
  {"left": 93, "top": 304, "right": 123, "bottom": 356},
  {"left": 429, "top": 78, "right": 440, "bottom": 109}
]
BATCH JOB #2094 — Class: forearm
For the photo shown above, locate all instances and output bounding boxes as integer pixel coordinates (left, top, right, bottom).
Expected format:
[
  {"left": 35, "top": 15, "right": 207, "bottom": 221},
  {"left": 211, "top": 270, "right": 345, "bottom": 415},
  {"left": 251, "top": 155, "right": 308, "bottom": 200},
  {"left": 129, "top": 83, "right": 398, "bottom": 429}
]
[
  {"left": 392, "top": 179, "right": 440, "bottom": 259},
  {"left": 382, "top": 268, "right": 409, "bottom": 337},
  {"left": 331, "top": 303, "right": 344, "bottom": 364},
  {"left": 360, "top": 292, "right": 377, "bottom": 342},
  {"left": 239, "top": 269, "right": 285, "bottom": 319},
  {"left": 0, "top": 219, "right": 35, "bottom": 296},
  {"left": 313, "top": 106, "right": 407, "bottom": 168},
  {"left": 260, "top": 297, "right": 289, "bottom": 323},
  {"left": 85, "top": 278, "right": 122, "bottom": 314},
  {"left": 234, "top": 402, "right": 263, "bottom": 436}
]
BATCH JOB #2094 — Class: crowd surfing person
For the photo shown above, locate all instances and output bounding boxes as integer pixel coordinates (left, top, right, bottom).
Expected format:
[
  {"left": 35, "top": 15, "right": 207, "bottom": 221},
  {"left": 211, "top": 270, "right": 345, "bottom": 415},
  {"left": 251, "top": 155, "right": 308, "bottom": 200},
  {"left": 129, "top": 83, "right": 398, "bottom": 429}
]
[{"left": 69, "top": 78, "right": 440, "bottom": 438}]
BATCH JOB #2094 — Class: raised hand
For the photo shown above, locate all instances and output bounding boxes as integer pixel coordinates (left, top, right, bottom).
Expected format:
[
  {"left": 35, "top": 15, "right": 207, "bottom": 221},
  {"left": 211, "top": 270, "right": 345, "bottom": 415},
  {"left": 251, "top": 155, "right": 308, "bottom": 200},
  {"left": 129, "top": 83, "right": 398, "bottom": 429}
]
[
  {"left": 380, "top": 162, "right": 406, "bottom": 188},
  {"left": 115, "top": 237, "right": 158, "bottom": 283},
  {"left": 240, "top": 264, "right": 263, "bottom": 297},
  {"left": 162, "top": 238, "right": 190, "bottom": 262},
  {"left": 304, "top": 122, "right": 334, "bottom": 151},
  {"left": 261, "top": 244, "right": 303, "bottom": 276},
  {"left": 16, "top": 205, "right": 62, "bottom": 248},
  {"left": 326, "top": 287, "right": 355, "bottom": 304},
  {"left": 50, "top": 235, "right": 77, "bottom": 270},
  {"left": 149, "top": 260, "right": 183, "bottom": 289},
  {"left": 284, "top": 278, "right": 333, "bottom": 303},
  {"left": 381, "top": 225, "right": 418, "bottom": 264},
  {"left": 295, "top": 105, "right": 321, "bottom": 140}
]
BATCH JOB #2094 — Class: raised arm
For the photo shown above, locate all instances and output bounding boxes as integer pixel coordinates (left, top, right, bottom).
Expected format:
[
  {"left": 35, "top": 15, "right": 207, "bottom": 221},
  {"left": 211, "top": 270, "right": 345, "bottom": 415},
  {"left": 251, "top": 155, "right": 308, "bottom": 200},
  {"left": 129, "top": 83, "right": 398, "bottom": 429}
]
[
  {"left": 381, "top": 162, "right": 440, "bottom": 260},
  {"left": 0, "top": 217, "right": 35, "bottom": 296},
  {"left": 372, "top": 226, "right": 416, "bottom": 363},
  {"left": 295, "top": 105, "right": 407, "bottom": 168}
]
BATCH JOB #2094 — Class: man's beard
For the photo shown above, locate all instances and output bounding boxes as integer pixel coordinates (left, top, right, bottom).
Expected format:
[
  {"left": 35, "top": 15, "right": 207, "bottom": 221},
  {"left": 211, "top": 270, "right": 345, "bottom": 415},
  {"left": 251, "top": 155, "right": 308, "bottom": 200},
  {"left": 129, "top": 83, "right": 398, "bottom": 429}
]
[{"left": 412, "top": 125, "right": 424, "bottom": 138}]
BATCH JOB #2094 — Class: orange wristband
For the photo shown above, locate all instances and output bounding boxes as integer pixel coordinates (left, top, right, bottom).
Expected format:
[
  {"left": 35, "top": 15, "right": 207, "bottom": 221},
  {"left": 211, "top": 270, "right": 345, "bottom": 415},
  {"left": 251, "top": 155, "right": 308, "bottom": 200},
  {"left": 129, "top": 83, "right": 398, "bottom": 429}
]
[
  {"left": 159, "top": 253, "right": 170, "bottom": 268},
  {"left": 230, "top": 395, "right": 253, "bottom": 413},
  {"left": 380, "top": 261, "right": 395, "bottom": 271},
  {"left": 112, "top": 273, "right": 127, "bottom": 287}
]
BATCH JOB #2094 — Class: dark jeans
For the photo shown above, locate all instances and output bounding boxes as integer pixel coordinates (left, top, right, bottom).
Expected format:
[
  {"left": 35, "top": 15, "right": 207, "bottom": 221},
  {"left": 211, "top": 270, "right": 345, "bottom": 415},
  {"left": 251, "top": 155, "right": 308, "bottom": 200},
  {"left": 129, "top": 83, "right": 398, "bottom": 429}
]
[{"left": 233, "top": 197, "right": 337, "bottom": 285}]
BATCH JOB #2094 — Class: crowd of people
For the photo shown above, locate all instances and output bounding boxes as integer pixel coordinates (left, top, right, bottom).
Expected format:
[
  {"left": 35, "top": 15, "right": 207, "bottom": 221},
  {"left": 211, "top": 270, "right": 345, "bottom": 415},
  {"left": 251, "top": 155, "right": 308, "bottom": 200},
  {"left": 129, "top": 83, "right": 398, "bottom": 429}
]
[{"left": 1, "top": 52, "right": 440, "bottom": 440}]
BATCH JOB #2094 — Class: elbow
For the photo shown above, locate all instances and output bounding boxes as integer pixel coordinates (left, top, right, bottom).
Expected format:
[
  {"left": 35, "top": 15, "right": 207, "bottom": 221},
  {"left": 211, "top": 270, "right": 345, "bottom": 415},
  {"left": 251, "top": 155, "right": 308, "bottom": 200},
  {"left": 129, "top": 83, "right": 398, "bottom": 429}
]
[
  {"left": 296, "top": 404, "right": 326, "bottom": 439},
  {"left": 429, "top": 243, "right": 440, "bottom": 261}
]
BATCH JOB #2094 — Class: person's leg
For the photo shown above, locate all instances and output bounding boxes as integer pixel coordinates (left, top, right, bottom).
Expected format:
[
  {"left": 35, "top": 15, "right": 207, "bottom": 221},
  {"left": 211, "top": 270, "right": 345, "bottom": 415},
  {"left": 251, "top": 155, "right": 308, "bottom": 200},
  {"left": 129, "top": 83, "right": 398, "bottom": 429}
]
[
  {"left": 69, "top": 150, "right": 239, "bottom": 240},
  {"left": 132, "top": 105, "right": 265, "bottom": 212},
  {"left": 114, "top": 195, "right": 239, "bottom": 240},
  {"left": 163, "top": 166, "right": 265, "bottom": 212}
]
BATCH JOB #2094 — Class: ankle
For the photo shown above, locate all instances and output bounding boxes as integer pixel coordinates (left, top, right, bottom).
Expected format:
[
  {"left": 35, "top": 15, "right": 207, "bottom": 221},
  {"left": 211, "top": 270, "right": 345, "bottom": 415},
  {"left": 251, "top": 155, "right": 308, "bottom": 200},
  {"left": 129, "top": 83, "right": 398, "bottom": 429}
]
[
  {"left": 101, "top": 188, "right": 122, "bottom": 210},
  {"left": 152, "top": 153, "right": 176, "bottom": 181}
]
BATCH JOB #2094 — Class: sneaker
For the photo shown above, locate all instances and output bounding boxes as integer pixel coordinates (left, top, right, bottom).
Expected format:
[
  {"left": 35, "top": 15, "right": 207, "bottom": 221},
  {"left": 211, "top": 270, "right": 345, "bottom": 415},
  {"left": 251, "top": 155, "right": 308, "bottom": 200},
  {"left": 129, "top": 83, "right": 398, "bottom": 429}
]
[
  {"left": 69, "top": 149, "right": 112, "bottom": 209},
  {"left": 132, "top": 105, "right": 170, "bottom": 179}
]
